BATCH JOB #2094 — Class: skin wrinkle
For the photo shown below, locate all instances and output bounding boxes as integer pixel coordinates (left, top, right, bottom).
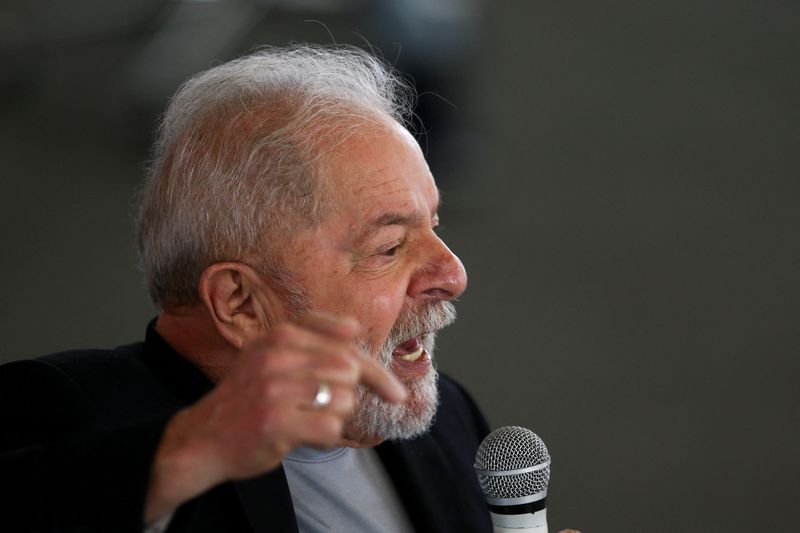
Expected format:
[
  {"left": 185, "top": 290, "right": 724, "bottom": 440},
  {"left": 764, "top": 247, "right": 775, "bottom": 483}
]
[{"left": 360, "top": 210, "right": 433, "bottom": 243}]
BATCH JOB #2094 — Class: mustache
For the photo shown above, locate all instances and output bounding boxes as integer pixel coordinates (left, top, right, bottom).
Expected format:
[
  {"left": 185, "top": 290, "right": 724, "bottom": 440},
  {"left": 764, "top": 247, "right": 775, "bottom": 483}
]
[
  {"left": 387, "top": 300, "right": 457, "bottom": 346},
  {"left": 378, "top": 301, "right": 457, "bottom": 365}
]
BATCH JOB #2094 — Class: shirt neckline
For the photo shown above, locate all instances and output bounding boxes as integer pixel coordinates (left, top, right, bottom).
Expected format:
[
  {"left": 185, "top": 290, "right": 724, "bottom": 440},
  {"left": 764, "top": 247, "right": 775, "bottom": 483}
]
[{"left": 284, "top": 446, "right": 350, "bottom": 463}]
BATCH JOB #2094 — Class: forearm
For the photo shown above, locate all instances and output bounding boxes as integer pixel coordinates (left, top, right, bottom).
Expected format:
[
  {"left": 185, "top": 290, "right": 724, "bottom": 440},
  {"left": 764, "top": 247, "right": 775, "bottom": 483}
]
[{"left": 144, "top": 409, "right": 227, "bottom": 524}]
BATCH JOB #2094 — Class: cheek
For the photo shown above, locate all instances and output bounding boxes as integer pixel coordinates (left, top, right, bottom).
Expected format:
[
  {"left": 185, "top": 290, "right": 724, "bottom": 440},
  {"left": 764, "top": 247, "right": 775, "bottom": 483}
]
[
  {"left": 297, "top": 261, "right": 410, "bottom": 347},
  {"left": 353, "top": 289, "right": 407, "bottom": 349}
]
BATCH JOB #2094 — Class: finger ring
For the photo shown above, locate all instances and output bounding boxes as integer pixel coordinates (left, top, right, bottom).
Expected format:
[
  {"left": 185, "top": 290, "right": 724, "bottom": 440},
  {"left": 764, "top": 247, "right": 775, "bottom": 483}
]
[{"left": 313, "top": 381, "right": 332, "bottom": 409}]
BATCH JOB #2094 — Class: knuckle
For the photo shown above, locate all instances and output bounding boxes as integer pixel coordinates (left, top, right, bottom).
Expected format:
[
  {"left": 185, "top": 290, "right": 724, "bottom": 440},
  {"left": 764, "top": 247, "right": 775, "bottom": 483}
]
[
  {"left": 330, "top": 350, "right": 359, "bottom": 376},
  {"left": 322, "top": 415, "right": 344, "bottom": 437},
  {"left": 269, "top": 323, "right": 298, "bottom": 344},
  {"left": 260, "top": 348, "right": 297, "bottom": 373},
  {"left": 338, "top": 389, "right": 356, "bottom": 412},
  {"left": 309, "top": 413, "right": 342, "bottom": 441}
]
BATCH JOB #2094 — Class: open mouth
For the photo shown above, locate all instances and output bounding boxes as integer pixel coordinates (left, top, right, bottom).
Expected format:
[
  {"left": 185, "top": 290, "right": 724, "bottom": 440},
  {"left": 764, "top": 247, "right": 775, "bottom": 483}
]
[{"left": 392, "top": 336, "right": 426, "bottom": 362}]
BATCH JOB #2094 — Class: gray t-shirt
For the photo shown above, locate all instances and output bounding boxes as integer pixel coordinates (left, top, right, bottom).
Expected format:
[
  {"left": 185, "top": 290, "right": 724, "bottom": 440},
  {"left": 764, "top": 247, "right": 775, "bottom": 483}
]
[{"left": 282, "top": 446, "right": 415, "bottom": 533}]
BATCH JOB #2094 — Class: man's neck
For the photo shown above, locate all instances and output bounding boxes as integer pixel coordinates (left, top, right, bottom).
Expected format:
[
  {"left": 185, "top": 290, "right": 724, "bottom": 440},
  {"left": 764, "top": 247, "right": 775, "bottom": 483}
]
[{"left": 155, "top": 308, "right": 236, "bottom": 383}]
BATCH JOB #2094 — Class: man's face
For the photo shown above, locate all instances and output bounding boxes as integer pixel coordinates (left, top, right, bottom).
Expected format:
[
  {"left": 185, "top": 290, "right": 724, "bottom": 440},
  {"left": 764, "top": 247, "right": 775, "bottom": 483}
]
[{"left": 274, "top": 117, "right": 468, "bottom": 443}]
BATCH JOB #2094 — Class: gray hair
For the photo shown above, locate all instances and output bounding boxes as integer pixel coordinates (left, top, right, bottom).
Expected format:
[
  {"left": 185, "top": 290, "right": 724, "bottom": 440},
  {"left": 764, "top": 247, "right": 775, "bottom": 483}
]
[{"left": 137, "top": 44, "right": 415, "bottom": 308}]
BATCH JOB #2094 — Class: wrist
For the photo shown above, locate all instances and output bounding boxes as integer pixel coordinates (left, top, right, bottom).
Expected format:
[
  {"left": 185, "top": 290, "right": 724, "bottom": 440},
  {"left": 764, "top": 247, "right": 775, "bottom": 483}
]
[{"left": 144, "top": 409, "right": 224, "bottom": 523}]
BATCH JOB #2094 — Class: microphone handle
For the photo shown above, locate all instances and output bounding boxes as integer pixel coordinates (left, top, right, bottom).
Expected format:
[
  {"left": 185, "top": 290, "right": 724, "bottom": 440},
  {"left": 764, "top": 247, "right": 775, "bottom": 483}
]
[{"left": 490, "top": 508, "right": 548, "bottom": 533}]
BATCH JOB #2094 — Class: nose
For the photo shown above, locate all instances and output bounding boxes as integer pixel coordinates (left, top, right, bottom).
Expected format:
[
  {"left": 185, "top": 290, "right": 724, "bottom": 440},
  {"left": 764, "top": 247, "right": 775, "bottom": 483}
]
[{"left": 407, "top": 235, "right": 468, "bottom": 303}]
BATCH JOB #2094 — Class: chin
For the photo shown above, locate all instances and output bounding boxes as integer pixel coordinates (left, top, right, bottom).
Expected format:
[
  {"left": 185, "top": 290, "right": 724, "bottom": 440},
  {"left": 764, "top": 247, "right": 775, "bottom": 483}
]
[
  {"left": 347, "top": 300, "right": 455, "bottom": 443},
  {"left": 346, "top": 368, "right": 439, "bottom": 443}
]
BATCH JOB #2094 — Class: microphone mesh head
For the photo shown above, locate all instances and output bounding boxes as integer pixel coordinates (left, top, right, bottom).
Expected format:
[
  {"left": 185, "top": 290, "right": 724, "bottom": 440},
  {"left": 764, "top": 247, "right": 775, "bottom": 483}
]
[{"left": 474, "top": 426, "right": 550, "bottom": 500}]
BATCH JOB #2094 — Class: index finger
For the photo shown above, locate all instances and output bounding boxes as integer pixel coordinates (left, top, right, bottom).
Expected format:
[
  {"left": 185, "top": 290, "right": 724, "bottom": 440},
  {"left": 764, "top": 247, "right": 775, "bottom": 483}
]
[
  {"left": 296, "top": 311, "right": 407, "bottom": 403},
  {"left": 356, "top": 352, "right": 407, "bottom": 404},
  {"left": 294, "top": 311, "right": 360, "bottom": 340}
]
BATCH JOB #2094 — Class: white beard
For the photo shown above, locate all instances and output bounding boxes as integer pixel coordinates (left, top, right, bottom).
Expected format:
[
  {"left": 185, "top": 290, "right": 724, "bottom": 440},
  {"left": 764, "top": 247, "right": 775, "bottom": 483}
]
[{"left": 347, "top": 301, "right": 456, "bottom": 441}]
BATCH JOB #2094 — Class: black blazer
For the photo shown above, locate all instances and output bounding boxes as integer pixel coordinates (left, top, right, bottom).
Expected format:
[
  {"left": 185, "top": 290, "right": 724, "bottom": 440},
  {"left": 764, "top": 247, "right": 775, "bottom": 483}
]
[{"left": 0, "top": 324, "right": 493, "bottom": 533}]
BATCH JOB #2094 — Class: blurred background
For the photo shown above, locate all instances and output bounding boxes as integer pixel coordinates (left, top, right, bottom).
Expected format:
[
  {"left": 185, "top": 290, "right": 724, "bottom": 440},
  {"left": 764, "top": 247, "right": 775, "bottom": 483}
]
[{"left": 1, "top": 0, "right": 798, "bottom": 530}]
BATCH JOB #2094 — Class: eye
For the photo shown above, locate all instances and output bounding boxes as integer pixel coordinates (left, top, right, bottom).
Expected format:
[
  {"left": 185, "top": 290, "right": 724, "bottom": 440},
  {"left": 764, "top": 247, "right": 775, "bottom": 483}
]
[{"left": 380, "top": 241, "right": 403, "bottom": 257}]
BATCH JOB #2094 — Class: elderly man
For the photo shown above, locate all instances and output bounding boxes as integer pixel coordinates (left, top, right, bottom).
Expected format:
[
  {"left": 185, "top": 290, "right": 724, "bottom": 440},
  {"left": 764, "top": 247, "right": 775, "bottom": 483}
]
[{"left": 0, "top": 45, "right": 492, "bottom": 532}]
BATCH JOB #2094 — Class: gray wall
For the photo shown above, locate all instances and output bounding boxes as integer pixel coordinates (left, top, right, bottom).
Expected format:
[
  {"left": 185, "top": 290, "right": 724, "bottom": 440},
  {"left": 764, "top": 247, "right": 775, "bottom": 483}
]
[{"left": 1, "top": 1, "right": 798, "bottom": 531}]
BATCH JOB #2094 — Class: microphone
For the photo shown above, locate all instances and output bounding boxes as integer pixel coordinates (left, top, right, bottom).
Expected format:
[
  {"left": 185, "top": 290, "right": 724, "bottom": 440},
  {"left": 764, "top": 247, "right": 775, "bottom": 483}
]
[{"left": 474, "top": 426, "right": 551, "bottom": 533}]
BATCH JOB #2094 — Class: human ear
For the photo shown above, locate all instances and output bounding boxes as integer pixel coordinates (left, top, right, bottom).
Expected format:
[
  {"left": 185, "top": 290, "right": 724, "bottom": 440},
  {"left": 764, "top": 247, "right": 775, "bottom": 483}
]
[{"left": 197, "top": 262, "right": 282, "bottom": 349}]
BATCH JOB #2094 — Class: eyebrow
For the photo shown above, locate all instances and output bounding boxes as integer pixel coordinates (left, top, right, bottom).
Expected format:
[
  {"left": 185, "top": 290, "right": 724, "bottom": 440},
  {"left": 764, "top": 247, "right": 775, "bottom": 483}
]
[
  {"left": 354, "top": 199, "right": 441, "bottom": 247},
  {"left": 373, "top": 211, "right": 426, "bottom": 227}
]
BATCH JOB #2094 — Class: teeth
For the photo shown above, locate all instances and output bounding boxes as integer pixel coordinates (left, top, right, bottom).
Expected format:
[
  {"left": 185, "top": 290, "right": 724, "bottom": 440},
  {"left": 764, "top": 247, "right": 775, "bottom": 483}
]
[{"left": 398, "top": 347, "right": 424, "bottom": 362}]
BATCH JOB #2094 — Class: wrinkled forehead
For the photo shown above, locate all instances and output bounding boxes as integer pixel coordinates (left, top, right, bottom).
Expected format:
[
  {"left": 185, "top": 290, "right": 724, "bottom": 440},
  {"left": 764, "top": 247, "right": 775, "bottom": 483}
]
[{"left": 319, "top": 117, "right": 431, "bottom": 206}]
